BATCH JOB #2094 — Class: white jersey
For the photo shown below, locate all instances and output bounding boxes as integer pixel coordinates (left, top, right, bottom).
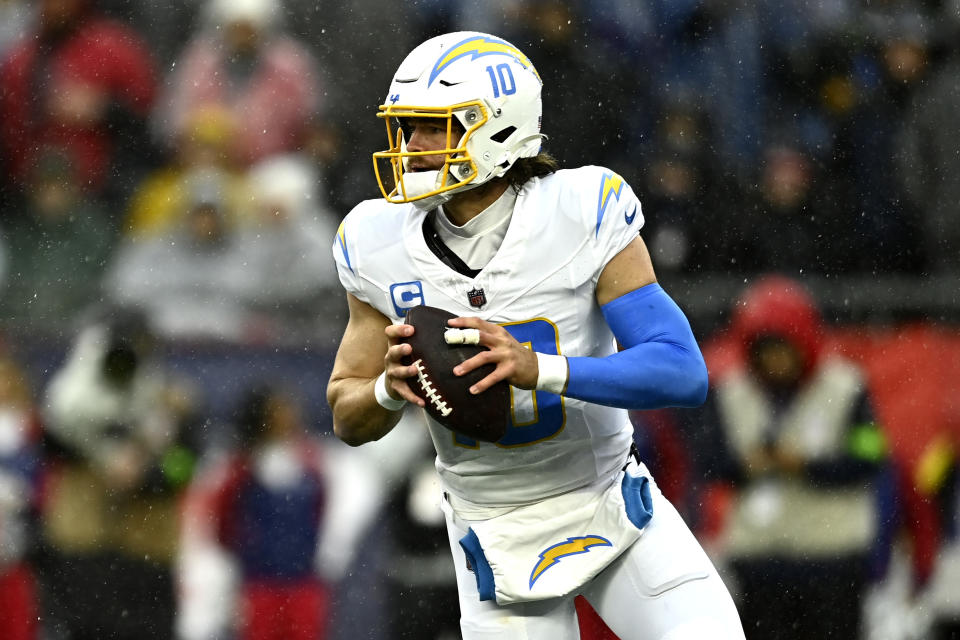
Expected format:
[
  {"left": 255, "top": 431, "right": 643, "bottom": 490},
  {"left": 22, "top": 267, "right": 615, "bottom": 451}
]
[{"left": 333, "top": 166, "right": 645, "bottom": 508}]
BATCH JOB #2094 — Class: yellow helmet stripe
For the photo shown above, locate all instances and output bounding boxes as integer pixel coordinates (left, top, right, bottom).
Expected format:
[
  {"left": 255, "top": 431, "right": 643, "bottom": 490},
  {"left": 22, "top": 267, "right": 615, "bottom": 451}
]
[{"left": 429, "top": 35, "right": 541, "bottom": 86}]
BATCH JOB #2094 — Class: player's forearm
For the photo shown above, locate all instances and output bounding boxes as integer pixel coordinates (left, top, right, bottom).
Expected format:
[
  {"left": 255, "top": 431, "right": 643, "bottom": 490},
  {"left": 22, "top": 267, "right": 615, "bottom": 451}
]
[
  {"left": 537, "top": 283, "right": 708, "bottom": 410},
  {"left": 327, "top": 376, "right": 404, "bottom": 446},
  {"left": 563, "top": 344, "right": 708, "bottom": 409}
]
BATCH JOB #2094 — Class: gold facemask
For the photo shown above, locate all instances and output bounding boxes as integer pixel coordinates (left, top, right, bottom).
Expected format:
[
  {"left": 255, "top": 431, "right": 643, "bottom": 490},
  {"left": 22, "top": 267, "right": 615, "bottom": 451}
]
[{"left": 372, "top": 100, "right": 489, "bottom": 205}]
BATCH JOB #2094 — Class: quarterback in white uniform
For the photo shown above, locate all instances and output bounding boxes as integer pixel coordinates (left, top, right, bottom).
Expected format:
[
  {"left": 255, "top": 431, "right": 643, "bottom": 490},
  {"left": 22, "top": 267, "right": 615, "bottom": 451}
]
[{"left": 327, "top": 31, "right": 745, "bottom": 640}]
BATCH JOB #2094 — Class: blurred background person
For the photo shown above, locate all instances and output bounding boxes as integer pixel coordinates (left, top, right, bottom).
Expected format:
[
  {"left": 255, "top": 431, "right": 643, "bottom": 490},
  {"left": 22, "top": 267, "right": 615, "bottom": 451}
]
[
  {"left": 896, "top": 40, "right": 960, "bottom": 274},
  {"left": 637, "top": 95, "right": 744, "bottom": 275},
  {"left": 96, "top": 0, "right": 201, "bottom": 72},
  {"left": 0, "top": 0, "right": 159, "bottom": 208},
  {"left": 104, "top": 168, "right": 254, "bottom": 342},
  {"left": 37, "top": 308, "right": 200, "bottom": 640},
  {"left": 0, "top": 347, "right": 43, "bottom": 640},
  {"left": 830, "top": 10, "right": 932, "bottom": 275},
  {"left": 234, "top": 154, "right": 344, "bottom": 345},
  {"left": 176, "top": 383, "right": 383, "bottom": 640},
  {"left": 154, "top": 0, "right": 330, "bottom": 171},
  {"left": 923, "top": 437, "right": 960, "bottom": 639},
  {"left": 378, "top": 419, "right": 460, "bottom": 640},
  {"left": 0, "top": 150, "right": 116, "bottom": 334},
  {"left": 0, "top": 0, "right": 34, "bottom": 59},
  {"left": 123, "top": 105, "right": 248, "bottom": 240},
  {"left": 179, "top": 385, "right": 331, "bottom": 640},
  {"left": 106, "top": 156, "right": 342, "bottom": 345},
  {"left": 736, "top": 143, "right": 855, "bottom": 276},
  {"left": 647, "top": 0, "right": 766, "bottom": 179},
  {"left": 702, "top": 276, "right": 890, "bottom": 640}
]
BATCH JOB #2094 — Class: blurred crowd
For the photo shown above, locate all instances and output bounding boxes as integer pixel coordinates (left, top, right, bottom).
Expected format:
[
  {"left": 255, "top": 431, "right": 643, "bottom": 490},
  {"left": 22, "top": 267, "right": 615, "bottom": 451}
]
[
  {"left": 1, "top": 0, "right": 960, "bottom": 638},
  {"left": 3, "top": 0, "right": 960, "bottom": 343}
]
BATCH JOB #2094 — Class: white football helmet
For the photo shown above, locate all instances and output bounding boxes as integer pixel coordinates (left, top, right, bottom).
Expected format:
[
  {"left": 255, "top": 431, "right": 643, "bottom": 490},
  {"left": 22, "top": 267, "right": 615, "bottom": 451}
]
[{"left": 373, "top": 32, "right": 544, "bottom": 210}]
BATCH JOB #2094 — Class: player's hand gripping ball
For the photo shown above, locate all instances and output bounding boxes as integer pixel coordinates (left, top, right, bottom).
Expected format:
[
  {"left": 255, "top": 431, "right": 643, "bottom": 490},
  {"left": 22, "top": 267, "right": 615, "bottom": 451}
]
[{"left": 401, "top": 305, "right": 509, "bottom": 442}]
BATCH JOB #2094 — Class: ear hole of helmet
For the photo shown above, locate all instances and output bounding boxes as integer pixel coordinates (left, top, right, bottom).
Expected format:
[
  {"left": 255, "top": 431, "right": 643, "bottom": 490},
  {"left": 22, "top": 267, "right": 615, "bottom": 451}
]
[{"left": 490, "top": 126, "right": 516, "bottom": 144}]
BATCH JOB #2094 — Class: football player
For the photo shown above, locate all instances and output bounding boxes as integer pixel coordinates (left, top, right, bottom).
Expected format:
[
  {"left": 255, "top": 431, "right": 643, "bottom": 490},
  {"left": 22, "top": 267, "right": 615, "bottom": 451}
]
[{"left": 327, "top": 31, "right": 745, "bottom": 640}]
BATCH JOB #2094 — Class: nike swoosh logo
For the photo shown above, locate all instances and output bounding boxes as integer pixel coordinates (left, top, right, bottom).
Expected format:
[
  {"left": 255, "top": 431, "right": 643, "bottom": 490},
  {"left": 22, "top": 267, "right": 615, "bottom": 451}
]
[{"left": 625, "top": 205, "right": 637, "bottom": 225}]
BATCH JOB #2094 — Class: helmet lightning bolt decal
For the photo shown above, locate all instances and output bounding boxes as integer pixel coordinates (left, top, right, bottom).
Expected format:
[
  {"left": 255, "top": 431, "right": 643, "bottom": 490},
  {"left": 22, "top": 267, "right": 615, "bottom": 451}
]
[
  {"left": 595, "top": 172, "right": 625, "bottom": 237},
  {"left": 429, "top": 35, "right": 541, "bottom": 86},
  {"left": 529, "top": 535, "right": 612, "bottom": 589}
]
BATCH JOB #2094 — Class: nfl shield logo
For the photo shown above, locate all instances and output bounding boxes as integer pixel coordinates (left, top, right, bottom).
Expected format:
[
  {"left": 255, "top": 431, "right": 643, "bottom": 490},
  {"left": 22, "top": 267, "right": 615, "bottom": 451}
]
[{"left": 467, "top": 287, "right": 487, "bottom": 309}]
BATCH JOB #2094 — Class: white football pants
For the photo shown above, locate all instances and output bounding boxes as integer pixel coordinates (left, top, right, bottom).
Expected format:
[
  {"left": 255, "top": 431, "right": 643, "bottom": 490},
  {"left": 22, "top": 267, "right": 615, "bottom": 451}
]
[{"left": 443, "top": 471, "right": 746, "bottom": 640}]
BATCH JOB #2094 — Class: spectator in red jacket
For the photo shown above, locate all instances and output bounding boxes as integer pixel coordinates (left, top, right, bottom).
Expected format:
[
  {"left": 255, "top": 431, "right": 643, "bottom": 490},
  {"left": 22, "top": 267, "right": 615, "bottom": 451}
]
[
  {"left": 700, "top": 276, "right": 890, "bottom": 639},
  {"left": 0, "top": 0, "right": 158, "bottom": 206}
]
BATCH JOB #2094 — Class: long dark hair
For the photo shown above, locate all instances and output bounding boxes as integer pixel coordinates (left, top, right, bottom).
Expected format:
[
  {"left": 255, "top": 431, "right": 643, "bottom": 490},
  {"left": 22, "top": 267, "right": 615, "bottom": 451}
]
[{"left": 504, "top": 152, "right": 559, "bottom": 192}]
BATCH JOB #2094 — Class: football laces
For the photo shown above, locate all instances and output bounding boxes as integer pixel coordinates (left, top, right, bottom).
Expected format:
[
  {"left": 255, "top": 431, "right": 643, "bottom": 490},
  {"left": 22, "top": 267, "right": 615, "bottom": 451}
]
[{"left": 412, "top": 359, "right": 453, "bottom": 417}]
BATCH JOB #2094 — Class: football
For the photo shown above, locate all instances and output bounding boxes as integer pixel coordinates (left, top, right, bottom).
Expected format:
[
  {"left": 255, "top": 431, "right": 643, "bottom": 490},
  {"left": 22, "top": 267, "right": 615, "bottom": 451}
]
[{"left": 401, "top": 305, "right": 509, "bottom": 442}]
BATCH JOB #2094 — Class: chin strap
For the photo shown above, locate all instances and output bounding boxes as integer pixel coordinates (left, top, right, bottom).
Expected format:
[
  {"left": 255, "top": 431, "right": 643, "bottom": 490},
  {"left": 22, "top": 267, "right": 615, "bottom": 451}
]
[
  {"left": 399, "top": 170, "right": 453, "bottom": 210},
  {"left": 411, "top": 192, "right": 453, "bottom": 211}
]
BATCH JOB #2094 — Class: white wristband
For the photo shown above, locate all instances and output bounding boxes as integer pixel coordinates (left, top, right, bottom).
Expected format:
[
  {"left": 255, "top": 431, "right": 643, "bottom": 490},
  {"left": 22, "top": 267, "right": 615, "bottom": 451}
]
[
  {"left": 535, "top": 353, "right": 568, "bottom": 395},
  {"left": 374, "top": 371, "right": 407, "bottom": 411}
]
